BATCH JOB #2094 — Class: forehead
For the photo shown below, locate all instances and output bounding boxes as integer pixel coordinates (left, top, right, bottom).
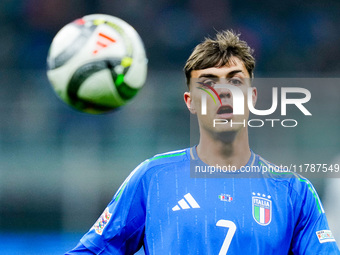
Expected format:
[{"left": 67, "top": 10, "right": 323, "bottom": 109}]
[{"left": 191, "top": 57, "right": 249, "bottom": 79}]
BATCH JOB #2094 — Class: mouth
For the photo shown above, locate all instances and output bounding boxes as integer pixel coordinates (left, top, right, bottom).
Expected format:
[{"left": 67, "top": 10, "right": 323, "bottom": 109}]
[{"left": 217, "top": 105, "right": 233, "bottom": 118}]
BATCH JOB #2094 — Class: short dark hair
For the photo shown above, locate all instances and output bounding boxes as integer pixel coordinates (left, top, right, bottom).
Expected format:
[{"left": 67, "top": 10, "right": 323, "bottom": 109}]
[{"left": 184, "top": 30, "right": 255, "bottom": 86}]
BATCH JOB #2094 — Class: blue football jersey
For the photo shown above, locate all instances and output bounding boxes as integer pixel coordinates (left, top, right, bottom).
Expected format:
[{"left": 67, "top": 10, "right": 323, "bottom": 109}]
[{"left": 67, "top": 147, "right": 340, "bottom": 254}]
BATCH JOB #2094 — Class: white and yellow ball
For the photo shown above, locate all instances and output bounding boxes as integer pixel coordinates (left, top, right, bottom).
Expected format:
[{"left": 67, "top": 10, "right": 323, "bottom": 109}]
[{"left": 47, "top": 14, "right": 147, "bottom": 114}]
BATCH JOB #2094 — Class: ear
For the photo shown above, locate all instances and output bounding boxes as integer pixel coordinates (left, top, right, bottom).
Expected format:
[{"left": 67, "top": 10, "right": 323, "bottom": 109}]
[
  {"left": 252, "top": 87, "right": 257, "bottom": 107},
  {"left": 184, "top": 92, "right": 196, "bottom": 114}
]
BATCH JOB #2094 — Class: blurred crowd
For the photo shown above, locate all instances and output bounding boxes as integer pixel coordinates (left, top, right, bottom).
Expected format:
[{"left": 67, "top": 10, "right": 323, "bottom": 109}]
[{"left": 1, "top": 0, "right": 340, "bottom": 74}]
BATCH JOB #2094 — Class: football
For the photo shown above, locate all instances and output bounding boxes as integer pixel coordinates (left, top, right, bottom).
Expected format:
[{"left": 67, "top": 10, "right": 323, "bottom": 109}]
[{"left": 46, "top": 14, "right": 147, "bottom": 114}]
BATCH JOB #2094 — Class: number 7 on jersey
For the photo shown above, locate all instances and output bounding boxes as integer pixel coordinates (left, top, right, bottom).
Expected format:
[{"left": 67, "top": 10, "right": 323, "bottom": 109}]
[{"left": 216, "top": 220, "right": 237, "bottom": 255}]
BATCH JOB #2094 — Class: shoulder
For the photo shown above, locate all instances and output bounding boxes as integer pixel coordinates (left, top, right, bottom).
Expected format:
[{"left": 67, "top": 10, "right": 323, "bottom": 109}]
[
  {"left": 111, "top": 148, "right": 190, "bottom": 204},
  {"left": 146, "top": 148, "right": 189, "bottom": 169},
  {"left": 123, "top": 148, "right": 189, "bottom": 183},
  {"left": 256, "top": 155, "right": 314, "bottom": 193},
  {"left": 288, "top": 173, "right": 324, "bottom": 213},
  {"left": 257, "top": 154, "right": 295, "bottom": 184},
  {"left": 257, "top": 154, "right": 323, "bottom": 213}
]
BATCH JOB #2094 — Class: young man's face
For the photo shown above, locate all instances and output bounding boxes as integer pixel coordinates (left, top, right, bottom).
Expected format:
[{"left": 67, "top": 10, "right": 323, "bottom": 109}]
[{"left": 184, "top": 56, "right": 257, "bottom": 134}]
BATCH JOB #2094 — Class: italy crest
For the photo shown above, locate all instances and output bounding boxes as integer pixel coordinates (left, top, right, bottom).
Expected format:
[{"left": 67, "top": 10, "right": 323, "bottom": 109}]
[{"left": 252, "top": 193, "right": 272, "bottom": 226}]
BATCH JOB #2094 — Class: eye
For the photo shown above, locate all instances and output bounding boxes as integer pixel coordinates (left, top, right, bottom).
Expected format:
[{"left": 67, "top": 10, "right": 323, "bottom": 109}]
[
  {"left": 202, "top": 79, "right": 216, "bottom": 87},
  {"left": 228, "top": 78, "right": 243, "bottom": 86}
]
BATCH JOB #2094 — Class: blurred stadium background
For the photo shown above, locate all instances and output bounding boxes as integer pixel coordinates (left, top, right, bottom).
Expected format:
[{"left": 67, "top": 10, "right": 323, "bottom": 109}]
[{"left": 0, "top": 0, "right": 339, "bottom": 254}]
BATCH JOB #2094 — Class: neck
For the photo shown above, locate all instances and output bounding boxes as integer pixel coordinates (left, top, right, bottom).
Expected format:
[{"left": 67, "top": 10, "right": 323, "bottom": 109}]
[{"left": 196, "top": 127, "right": 251, "bottom": 169}]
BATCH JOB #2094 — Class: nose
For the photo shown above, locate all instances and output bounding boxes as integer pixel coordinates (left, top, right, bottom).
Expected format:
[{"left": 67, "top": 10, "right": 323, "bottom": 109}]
[
  {"left": 219, "top": 90, "right": 232, "bottom": 99},
  {"left": 215, "top": 84, "right": 232, "bottom": 100}
]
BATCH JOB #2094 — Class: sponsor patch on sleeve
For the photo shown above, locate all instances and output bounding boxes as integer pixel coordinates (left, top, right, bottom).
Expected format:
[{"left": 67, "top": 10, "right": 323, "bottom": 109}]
[
  {"left": 92, "top": 207, "right": 112, "bottom": 235},
  {"left": 316, "top": 230, "right": 336, "bottom": 243}
]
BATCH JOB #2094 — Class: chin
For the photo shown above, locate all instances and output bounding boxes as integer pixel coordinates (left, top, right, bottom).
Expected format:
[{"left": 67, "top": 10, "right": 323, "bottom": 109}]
[
  {"left": 206, "top": 124, "right": 238, "bottom": 134},
  {"left": 212, "top": 129, "right": 238, "bottom": 143}
]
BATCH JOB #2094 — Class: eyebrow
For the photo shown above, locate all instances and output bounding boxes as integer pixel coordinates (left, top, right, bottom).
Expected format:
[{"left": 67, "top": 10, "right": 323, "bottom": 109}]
[
  {"left": 198, "top": 73, "right": 219, "bottom": 79},
  {"left": 198, "top": 70, "right": 244, "bottom": 79}
]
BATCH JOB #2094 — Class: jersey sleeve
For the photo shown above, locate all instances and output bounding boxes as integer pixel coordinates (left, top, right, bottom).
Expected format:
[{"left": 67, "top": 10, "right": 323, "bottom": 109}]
[
  {"left": 289, "top": 175, "right": 340, "bottom": 254},
  {"left": 65, "top": 242, "right": 95, "bottom": 254},
  {"left": 67, "top": 161, "right": 149, "bottom": 255}
]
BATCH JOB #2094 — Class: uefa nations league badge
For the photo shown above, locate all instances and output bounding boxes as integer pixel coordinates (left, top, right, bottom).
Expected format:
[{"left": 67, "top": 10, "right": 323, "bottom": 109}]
[
  {"left": 252, "top": 193, "right": 272, "bottom": 226},
  {"left": 92, "top": 207, "right": 112, "bottom": 235}
]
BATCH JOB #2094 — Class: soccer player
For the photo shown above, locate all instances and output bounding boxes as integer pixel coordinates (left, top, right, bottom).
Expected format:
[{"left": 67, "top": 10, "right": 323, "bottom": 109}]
[{"left": 66, "top": 31, "right": 340, "bottom": 254}]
